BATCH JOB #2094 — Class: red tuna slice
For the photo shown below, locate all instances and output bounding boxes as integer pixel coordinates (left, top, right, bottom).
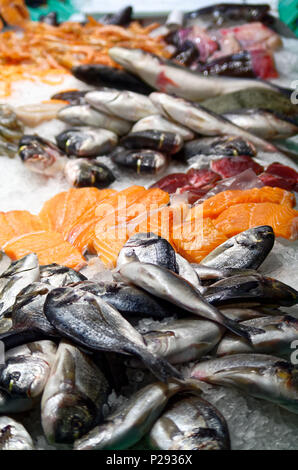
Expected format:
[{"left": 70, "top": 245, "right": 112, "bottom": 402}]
[
  {"left": 150, "top": 172, "right": 189, "bottom": 193},
  {"left": 266, "top": 162, "right": 298, "bottom": 182},
  {"left": 250, "top": 48, "right": 278, "bottom": 79},
  {"left": 259, "top": 173, "right": 297, "bottom": 191},
  {"left": 187, "top": 168, "right": 221, "bottom": 188},
  {"left": 178, "top": 185, "right": 211, "bottom": 204},
  {"left": 211, "top": 155, "right": 264, "bottom": 178}
]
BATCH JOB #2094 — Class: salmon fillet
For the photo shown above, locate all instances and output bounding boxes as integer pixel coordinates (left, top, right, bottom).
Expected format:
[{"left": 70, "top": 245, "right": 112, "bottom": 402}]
[{"left": 0, "top": 211, "right": 44, "bottom": 247}]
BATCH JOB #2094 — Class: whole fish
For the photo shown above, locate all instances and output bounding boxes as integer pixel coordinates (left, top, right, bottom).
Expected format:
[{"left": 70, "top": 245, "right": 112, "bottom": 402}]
[
  {"left": 0, "top": 417, "right": 34, "bottom": 450},
  {"left": 73, "top": 279, "right": 174, "bottom": 319},
  {"left": 189, "top": 354, "right": 298, "bottom": 414},
  {"left": 117, "top": 232, "right": 179, "bottom": 273},
  {"left": 72, "top": 64, "right": 154, "bottom": 95},
  {"left": 119, "top": 261, "right": 261, "bottom": 341},
  {"left": 110, "top": 147, "right": 168, "bottom": 174},
  {"left": 56, "top": 127, "right": 118, "bottom": 157},
  {"left": 150, "top": 92, "right": 278, "bottom": 152},
  {"left": 177, "top": 135, "right": 256, "bottom": 160},
  {"left": 121, "top": 130, "right": 183, "bottom": 155},
  {"left": 40, "top": 264, "right": 86, "bottom": 287},
  {"left": 191, "top": 265, "right": 257, "bottom": 285},
  {"left": 0, "top": 341, "right": 57, "bottom": 399},
  {"left": 41, "top": 341, "right": 109, "bottom": 444},
  {"left": 204, "top": 274, "right": 298, "bottom": 307},
  {"left": 223, "top": 109, "right": 298, "bottom": 140},
  {"left": 74, "top": 380, "right": 199, "bottom": 450},
  {"left": 217, "top": 315, "right": 298, "bottom": 358},
  {"left": 0, "top": 253, "right": 40, "bottom": 318},
  {"left": 44, "top": 287, "right": 181, "bottom": 381},
  {"left": 58, "top": 104, "right": 131, "bottom": 135},
  {"left": 18, "top": 135, "right": 67, "bottom": 176},
  {"left": 63, "top": 158, "right": 115, "bottom": 189},
  {"left": 201, "top": 226, "right": 275, "bottom": 270},
  {"left": 85, "top": 89, "right": 158, "bottom": 122},
  {"left": 175, "top": 254, "right": 202, "bottom": 291},
  {"left": 108, "top": 47, "right": 277, "bottom": 102},
  {"left": 128, "top": 317, "right": 223, "bottom": 366},
  {"left": 148, "top": 394, "right": 230, "bottom": 450},
  {"left": 132, "top": 115, "right": 195, "bottom": 141},
  {"left": 219, "top": 306, "right": 283, "bottom": 322}
]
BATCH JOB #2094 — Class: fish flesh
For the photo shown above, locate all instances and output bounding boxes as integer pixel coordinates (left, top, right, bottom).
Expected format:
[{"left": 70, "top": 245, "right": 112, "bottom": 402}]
[
  {"left": 0, "top": 417, "right": 34, "bottom": 450},
  {"left": 223, "top": 109, "right": 298, "bottom": 140},
  {"left": 189, "top": 354, "right": 298, "bottom": 414},
  {"left": 201, "top": 226, "right": 275, "bottom": 270},
  {"left": 148, "top": 394, "right": 230, "bottom": 450},
  {"left": 149, "top": 92, "right": 278, "bottom": 152},
  {"left": 109, "top": 47, "right": 276, "bottom": 102},
  {"left": 58, "top": 104, "right": 131, "bottom": 135},
  {"left": 41, "top": 341, "right": 109, "bottom": 444},
  {"left": 204, "top": 273, "right": 298, "bottom": 307},
  {"left": 44, "top": 286, "right": 181, "bottom": 381},
  {"left": 210, "top": 155, "right": 264, "bottom": 178},
  {"left": 56, "top": 127, "right": 118, "bottom": 157},
  {"left": 132, "top": 115, "right": 195, "bottom": 141},
  {"left": 121, "top": 130, "right": 183, "bottom": 155},
  {"left": 119, "top": 261, "right": 260, "bottom": 341},
  {"left": 74, "top": 380, "right": 198, "bottom": 450},
  {"left": 64, "top": 159, "right": 115, "bottom": 189},
  {"left": 85, "top": 89, "right": 158, "bottom": 122},
  {"left": 217, "top": 315, "right": 298, "bottom": 358}
]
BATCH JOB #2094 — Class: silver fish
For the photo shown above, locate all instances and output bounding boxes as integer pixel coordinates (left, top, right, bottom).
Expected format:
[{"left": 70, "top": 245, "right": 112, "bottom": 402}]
[
  {"left": 175, "top": 254, "right": 202, "bottom": 291},
  {"left": 56, "top": 127, "right": 118, "bottom": 157},
  {"left": 217, "top": 315, "right": 298, "bottom": 358},
  {"left": 201, "top": 226, "right": 275, "bottom": 270},
  {"left": 128, "top": 317, "right": 223, "bottom": 366},
  {"left": 85, "top": 89, "right": 158, "bottom": 122},
  {"left": 108, "top": 47, "right": 275, "bottom": 102},
  {"left": 0, "top": 390, "right": 35, "bottom": 414},
  {"left": 119, "top": 261, "right": 259, "bottom": 341},
  {"left": 219, "top": 306, "right": 282, "bottom": 322},
  {"left": 44, "top": 287, "right": 181, "bottom": 381},
  {"left": 41, "top": 341, "right": 109, "bottom": 444},
  {"left": 0, "top": 417, "right": 34, "bottom": 450},
  {"left": 223, "top": 109, "right": 298, "bottom": 140},
  {"left": 149, "top": 92, "right": 278, "bottom": 152},
  {"left": 132, "top": 115, "right": 195, "bottom": 141},
  {"left": 189, "top": 354, "right": 298, "bottom": 414},
  {"left": 0, "top": 251, "right": 12, "bottom": 276},
  {"left": 0, "top": 253, "right": 40, "bottom": 318},
  {"left": 0, "top": 340, "right": 57, "bottom": 399},
  {"left": 40, "top": 264, "right": 87, "bottom": 287},
  {"left": 148, "top": 394, "right": 230, "bottom": 450},
  {"left": 64, "top": 158, "right": 115, "bottom": 189},
  {"left": 58, "top": 104, "right": 131, "bottom": 135},
  {"left": 74, "top": 380, "right": 199, "bottom": 450}
]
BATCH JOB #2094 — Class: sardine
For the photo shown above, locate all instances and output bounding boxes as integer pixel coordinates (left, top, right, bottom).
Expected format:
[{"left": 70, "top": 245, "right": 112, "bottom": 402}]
[
  {"left": 132, "top": 115, "right": 195, "bottom": 141},
  {"left": 64, "top": 158, "right": 115, "bottom": 189},
  {"left": 41, "top": 341, "right": 109, "bottom": 444},
  {"left": 56, "top": 127, "right": 118, "bottom": 157},
  {"left": 0, "top": 253, "right": 40, "bottom": 318},
  {"left": 85, "top": 89, "right": 158, "bottom": 122},
  {"left": 201, "top": 226, "right": 275, "bottom": 270},
  {"left": 0, "top": 340, "right": 57, "bottom": 399},
  {"left": 217, "top": 315, "right": 298, "bottom": 358},
  {"left": 58, "top": 104, "right": 131, "bottom": 135},
  {"left": 40, "top": 264, "right": 87, "bottom": 287},
  {"left": 149, "top": 394, "right": 230, "bottom": 450},
  {"left": 0, "top": 417, "right": 34, "bottom": 450},
  {"left": 74, "top": 380, "right": 198, "bottom": 450},
  {"left": 109, "top": 47, "right": 278, "bottom": 102},
  {"left": 119, "top": 262, "right": 261, "bottom": 341},
  {"left": 189, "top": 354, "right": 298, "bottom": 414},
  {"left": 117, "top": 232, "right": 179, "bottom": 273},
  {"left": 150, "top": 92, "right": 278, "bottom": 152},
  {"left": 121, "top": 130, "right": 183, "bottom": 155},
  {"left": 223, "top": 109, "right": 298, "bottom": 140},
  {"left": 44, "top": 287, "right": 181, "bottom": 381},
  {"left": 129, "top": 317, "right": 223, "bottom": 366},
  {"left": 204, "top": 273, "right": 298, "bottom": 307}
]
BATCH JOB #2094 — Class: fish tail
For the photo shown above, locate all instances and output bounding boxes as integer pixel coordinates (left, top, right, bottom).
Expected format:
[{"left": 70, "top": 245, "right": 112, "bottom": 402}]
[
  {"left": 221, "top": 318, "right": 264, "bottom": 344},
  {"left": 137, "top": 348, "right": 183, "bottom": 383}
]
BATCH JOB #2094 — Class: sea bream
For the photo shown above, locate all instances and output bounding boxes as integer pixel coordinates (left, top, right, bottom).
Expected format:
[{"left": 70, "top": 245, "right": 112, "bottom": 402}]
[
  {"left": 0, "top": 417, "right": 34, "bottom": 450},
  {"left": 108, "top": 47, "right": 281, "bottom": 102},
  {"left": 189, "top": 354, "right": 298, "bottom": 414},
  {"left": 131, "top": 115, "right": 195, "bottom": 141}
]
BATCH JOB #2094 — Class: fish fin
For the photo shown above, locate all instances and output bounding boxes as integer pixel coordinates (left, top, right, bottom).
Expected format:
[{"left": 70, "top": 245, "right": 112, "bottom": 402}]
[
  {"left": 221, "top": 318, "right": 265, "bottom": 344},
  {"left": 136, "top": 348, "right": 183, "bottom": 382}
]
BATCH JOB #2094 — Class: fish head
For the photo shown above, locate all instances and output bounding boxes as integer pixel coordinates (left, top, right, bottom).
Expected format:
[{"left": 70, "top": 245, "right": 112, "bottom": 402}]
[
  {"left": 64, "top": 159, "right": 115, "bottom": 189},
  {"left": 109, "top": 47, "right": 144, "bottom": 73},
  {"left": 18, "top": 135, "right": 64, "bottom": 175}
]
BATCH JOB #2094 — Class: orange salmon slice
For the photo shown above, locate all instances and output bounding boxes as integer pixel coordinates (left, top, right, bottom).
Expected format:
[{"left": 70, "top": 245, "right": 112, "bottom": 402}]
[{"left": 0, "top": 210, "right": 44, "bottom": 248}]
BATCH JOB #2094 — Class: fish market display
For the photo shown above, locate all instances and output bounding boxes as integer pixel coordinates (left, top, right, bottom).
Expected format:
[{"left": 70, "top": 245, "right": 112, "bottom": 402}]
[{"left": 0, "top": 1, "right": 297, "bottom": 452}]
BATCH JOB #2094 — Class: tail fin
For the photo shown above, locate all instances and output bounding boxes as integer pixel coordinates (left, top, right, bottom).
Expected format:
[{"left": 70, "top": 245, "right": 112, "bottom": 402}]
[
  {"left": 135, "top": 348, "right": 183, "bottom": 383},
  {"left": 221, "top": 318, "right": 264, "bottom": 344}
]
